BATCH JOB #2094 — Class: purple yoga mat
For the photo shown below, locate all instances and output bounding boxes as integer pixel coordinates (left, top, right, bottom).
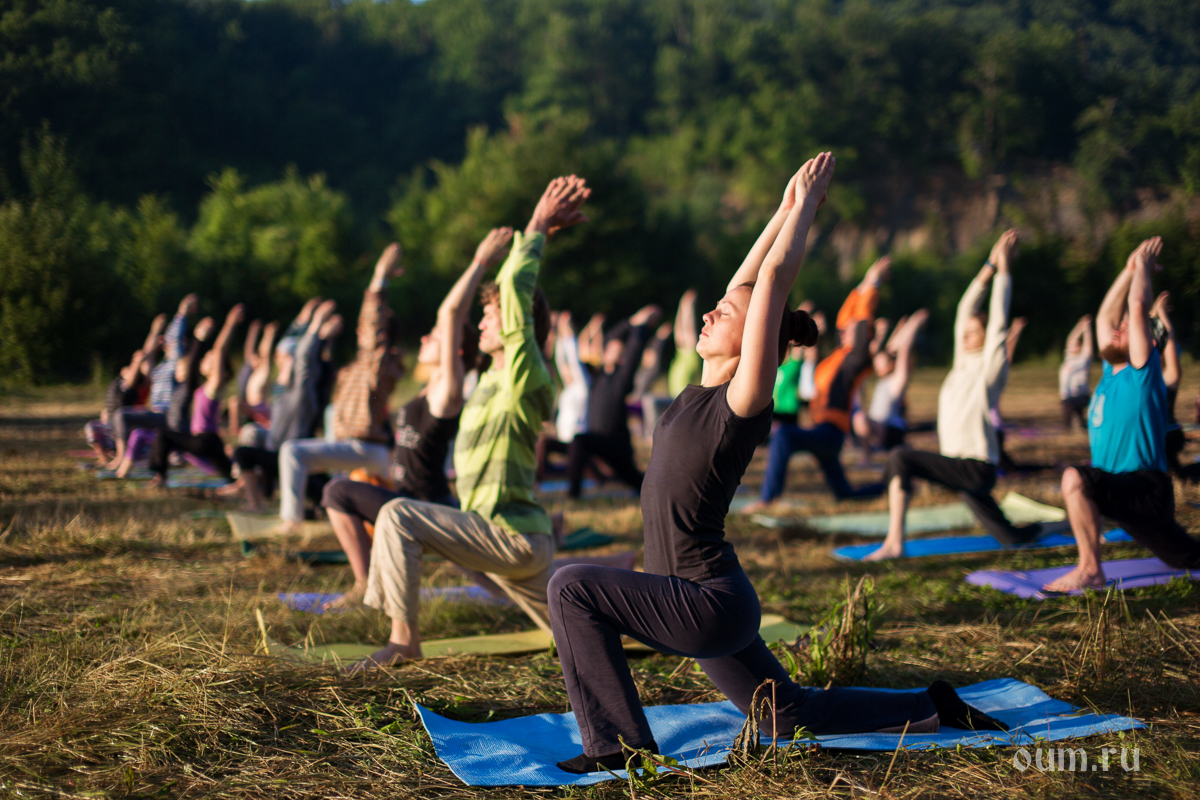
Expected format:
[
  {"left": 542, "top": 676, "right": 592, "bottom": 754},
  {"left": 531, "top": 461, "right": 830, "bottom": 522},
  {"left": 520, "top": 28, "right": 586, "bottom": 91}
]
[{"left": 967, "top": 557, "right": 1197, "bottom": 599}]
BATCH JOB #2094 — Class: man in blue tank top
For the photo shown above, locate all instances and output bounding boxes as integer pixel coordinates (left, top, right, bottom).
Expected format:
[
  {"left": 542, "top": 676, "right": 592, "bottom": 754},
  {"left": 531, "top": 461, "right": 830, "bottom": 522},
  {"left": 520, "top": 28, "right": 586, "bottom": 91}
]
[{"left": 1045, "top": 237, "right": 1200, "bottom": 592}]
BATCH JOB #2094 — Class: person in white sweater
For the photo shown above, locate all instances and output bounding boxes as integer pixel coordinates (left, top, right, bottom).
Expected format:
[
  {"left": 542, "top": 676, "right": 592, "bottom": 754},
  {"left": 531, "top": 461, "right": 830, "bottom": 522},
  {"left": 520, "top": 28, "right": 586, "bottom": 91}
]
[{"left": 865, "top": 230, "right": 1053, "bottom": 560}]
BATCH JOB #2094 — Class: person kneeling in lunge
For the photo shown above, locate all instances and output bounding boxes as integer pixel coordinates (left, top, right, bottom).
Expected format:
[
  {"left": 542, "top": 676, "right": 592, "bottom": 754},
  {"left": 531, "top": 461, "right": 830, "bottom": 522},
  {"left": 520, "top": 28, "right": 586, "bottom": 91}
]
[
  {"left": 547, "top": 154, "right": 1004, "bottom": 775},
  {"left": 864, "top": 230, "right": 1056, "bottom": 561},
  {"left": 346, "top": 175, "right": 590, "bottom": 673},
  {"left": 1044, "top": 237, "right": 1200, "bottom": 592}
]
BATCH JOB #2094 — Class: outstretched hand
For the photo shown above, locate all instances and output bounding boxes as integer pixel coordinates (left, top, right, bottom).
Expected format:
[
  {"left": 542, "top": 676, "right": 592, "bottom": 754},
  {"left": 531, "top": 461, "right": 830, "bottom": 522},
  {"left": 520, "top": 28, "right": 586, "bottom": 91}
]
[
  {"left": 1131, "top": 236, "right": 1164, "bottom": 274},
  {"left": 988, "top": 229, "right": 1020, "bottom": 272},
  {"left": 226, "top": 303, "right": 246, "bottom": 326},
  {"left": 527, "top": 175, "right": 591, "bottom": 237},
  {"left": 194, "top": 317, "right": 215, "bottom": 341},
  {"left": 297, "top": 297, "right": 322, "bottom": 326},
  {"left": 473, "top": 227, "right": 515, "bottom": 267},
  {"left": 178, "top": 293, "right": 199, "bottom": 318},
  {"left": 864, "top": 256, "right": 892, "bottom": 287},
  {"left": 909, "top": 308, "right": 930, "bottom": 328},
  {"left": 1151, "top": 291, "right": 1171, "bottom": 319},
  {"left": 374, "top": 243, "right": 404, "bottom": 281},
  {"left": 793, "top": 152, "right": 835, "bottom": 210},
  {"left": 629, "top": 304, "right": 662, "bottom": 327}
]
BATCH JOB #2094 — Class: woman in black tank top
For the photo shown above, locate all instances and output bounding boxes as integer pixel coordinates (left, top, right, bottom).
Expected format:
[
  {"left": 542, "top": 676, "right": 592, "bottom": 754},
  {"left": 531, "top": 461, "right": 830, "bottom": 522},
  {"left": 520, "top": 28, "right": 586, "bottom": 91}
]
[
  {"left": 549, "top": 155, "right": 1006, "bottom": 775},
  {"left": 320, "top": 228, "right": 514, "bottom": 611}
]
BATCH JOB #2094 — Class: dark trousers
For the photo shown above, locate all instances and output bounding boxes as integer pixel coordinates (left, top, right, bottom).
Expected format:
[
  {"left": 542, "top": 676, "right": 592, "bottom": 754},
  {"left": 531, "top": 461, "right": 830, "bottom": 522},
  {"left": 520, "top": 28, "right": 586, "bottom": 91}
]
[
  {"left": 1076, "top": 466, "right": 1200, "bottom": 570},
  {"left": 321, "top": 475, "right": 457, "bottom": 525},
  {"left": 150, "top": 429, "right": 233, "bottom": 480},
  {"left": 548, "top": 563, "right": 935, "bottom": 756},
  {"left": 112, "top": 407, "right": 164, "bottom": 444},
  {"left": 567, "top": 432, "right": 643, "bottom": 498},
  {"left": 761, "top": 422, "right": 884, "bottom": 502},
  {"left": 234, "top": 445, "right": 327, "bottom": 506},
  {"left": 884, "top": 448, "right": 1038, "bottom": 545}
]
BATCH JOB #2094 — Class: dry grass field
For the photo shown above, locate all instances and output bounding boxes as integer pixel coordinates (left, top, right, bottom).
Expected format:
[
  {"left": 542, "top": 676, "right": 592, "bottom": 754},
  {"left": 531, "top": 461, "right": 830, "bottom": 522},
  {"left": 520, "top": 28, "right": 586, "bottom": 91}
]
[{"left": 1, "top": 364, "right": 1198, "bottom": 799}]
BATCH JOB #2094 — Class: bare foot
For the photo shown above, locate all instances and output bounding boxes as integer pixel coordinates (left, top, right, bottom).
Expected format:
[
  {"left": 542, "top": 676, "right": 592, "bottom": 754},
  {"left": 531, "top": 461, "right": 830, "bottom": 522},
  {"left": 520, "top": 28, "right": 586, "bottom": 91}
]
[
  {"left": 737, "top": 500, "right": 770, "bottom": 515},
  {"left": 277, "top": 520, "right": 305, "bottom": 536},
  {"left": 114, "top": 458, "right": 134, "bottom": 479},
  {"left": 147, "top": 474, "right": 166, "bottom": 490},
  {"left": 104, "top": 455, "right": 123, "bottom": 471},
  {"left": 1042, "top": 565, "right": 1106, "bottom": 593},
  {"left": 343, "top": 641, "right": 421, "bottom": 675},
  {"left": 323, "top": 583, "right": 365, "bottom": 612},
  {"left": 215, "top": 477, "right": 243, "bottom": 497},
  {"left": 863, "top": 543, "right": 905, "bottom": 562}
]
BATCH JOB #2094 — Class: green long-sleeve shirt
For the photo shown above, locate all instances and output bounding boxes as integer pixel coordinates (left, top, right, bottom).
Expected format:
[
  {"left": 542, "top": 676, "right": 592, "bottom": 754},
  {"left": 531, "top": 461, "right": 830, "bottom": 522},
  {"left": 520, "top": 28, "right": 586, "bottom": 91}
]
[{"left": 453, "top": 231, "right": 555, "bottom": 536}]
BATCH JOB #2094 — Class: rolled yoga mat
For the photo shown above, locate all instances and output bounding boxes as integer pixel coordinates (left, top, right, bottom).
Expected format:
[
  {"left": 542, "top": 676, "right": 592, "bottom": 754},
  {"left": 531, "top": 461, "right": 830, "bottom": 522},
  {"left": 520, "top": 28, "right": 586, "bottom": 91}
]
[
  {"left": 757, "top": 492, "right": 1065, "bottom": 538},
  {"left": 966, "top": 557, "right": 1198, "bottom": 599},
  {"left": 412, "top": 677, "right": 1143, "bottom": 787},
  {"left": 833, "top": 529, "right": 1132, "bottom": 562},
  {"left": 265, "top": 613, "right": 808, "bottom": 663}
]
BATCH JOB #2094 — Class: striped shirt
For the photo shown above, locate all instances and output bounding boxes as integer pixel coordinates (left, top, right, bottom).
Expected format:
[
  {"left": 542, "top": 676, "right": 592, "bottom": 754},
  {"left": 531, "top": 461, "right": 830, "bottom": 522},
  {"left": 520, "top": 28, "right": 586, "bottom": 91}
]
[
  {"left": 149, "top": 313, "right": 187, "bottom": 412},
  {"left": 453, "top": 231, "right": 555, "bottom": 536}
]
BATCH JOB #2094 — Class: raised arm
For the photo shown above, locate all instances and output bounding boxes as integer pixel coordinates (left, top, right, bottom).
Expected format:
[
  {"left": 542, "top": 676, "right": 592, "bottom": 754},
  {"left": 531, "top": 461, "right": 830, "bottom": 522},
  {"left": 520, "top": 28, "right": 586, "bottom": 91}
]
[
  {"left": 1097, "top": 250, "right": 1138, "bottom": 356},
  {"left": 142, "top": 313, "right": 168, "bottom": 355},
  {"left": 983, "top": 231, "right": 1018, "bottom": 384},
  {"left": 889, "top": 309, "right": 928, "bottom": 393},
  {"left": 726, "top": 173, "right": 803, "bottom": 291},
  {"left": 205, "top": 304, "right": 245, "bottom": 398},
  {"left": 1128, "top": 237, "right": 1163, "bottom": 370},
  {"left": 579, "top": 313, "right": 605, "bottom": 365},
  {"left": 727, "top": 153, "right": 834, "bottom": 417},
  {"left": 869, "top": 318, "right": 891, "bottom": 357},
  {"left": 242, "top": 319, "right": 263, "bottom": 373},
  {"left": 498, "top": 176, "right": 590, "bottom": 401},
  {"left": 246, "top": 321, "right": 278, "bottom": 407},
  {"left": 1151, "top": 291, "right": 1179, "bottom": 389},
  {"left": 674, "top": 289, "right": 698, "bottom": 351},
  {"left": 615, "top": 305, "right": 662, "bottom": 393},
  {"left": 428, "top": 227, "right": 514, "bottom": 418}
]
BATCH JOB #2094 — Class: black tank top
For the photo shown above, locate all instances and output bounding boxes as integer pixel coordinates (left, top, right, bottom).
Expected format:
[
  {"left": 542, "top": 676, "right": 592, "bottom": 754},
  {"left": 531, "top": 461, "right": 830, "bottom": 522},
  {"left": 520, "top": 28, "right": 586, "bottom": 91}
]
[
  {"left": 392, "top": 394, "right": 459, "bottom": 501},
  {"left": 641, "top": 382, "right": 772, "bottom": 581}
]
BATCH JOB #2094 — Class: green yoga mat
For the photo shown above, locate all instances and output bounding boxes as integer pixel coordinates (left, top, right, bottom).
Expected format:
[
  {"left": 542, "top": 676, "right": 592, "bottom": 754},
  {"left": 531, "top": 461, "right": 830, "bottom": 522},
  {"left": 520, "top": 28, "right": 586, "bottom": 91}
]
[
  {"left": 267, "top": 614, "right": 809, "bottom": 664},
  {"left": 754, "top": 492, "right": 1066, "bottom": 537},
  {"left": 226, "top": 511, "right": 333, "bottom": 541},
  {"left": 558, "top": 527, "right": 615, "bottom": 552}
]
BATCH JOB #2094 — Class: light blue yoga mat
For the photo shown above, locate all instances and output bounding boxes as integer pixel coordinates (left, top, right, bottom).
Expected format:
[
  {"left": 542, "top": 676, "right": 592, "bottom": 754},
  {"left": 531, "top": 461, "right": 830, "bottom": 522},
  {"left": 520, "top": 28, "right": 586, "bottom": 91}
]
[
  {"left": 833, "top": 529, "right": 1134, "bottom": 562},
  {"left": 279, "top": 585, "right": 508, "bottom": 614},
  {"left": 414, "top": 678, "right": 1143, "bottom": 787},
  {"left": 165, "top": 475, "right": 230, "bottom": 489}
]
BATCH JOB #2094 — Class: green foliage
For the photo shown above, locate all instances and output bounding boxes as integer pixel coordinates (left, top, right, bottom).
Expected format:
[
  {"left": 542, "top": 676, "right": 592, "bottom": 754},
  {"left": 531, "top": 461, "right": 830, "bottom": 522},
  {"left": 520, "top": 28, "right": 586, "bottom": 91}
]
[
  {"left": 187, "top": 167, "right": 361, "bottom": 322},
  {"left": 0, "top": 134, "right": 130, "bottom": 382},
  {"left": 7, "top": 0, "right": 1200, "bottom": 380},
  {"left": 776, "top": 576, "right": 880, "bottom": 688}
]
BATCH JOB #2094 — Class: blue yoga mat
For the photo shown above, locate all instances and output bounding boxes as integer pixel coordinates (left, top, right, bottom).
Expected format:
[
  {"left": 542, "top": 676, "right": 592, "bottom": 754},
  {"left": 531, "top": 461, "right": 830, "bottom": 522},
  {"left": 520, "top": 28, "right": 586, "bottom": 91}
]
[
  {"left": 279, "top": 585, "right": 508, "bottom": 614},
  {"left": 834, "top": 529, "right": 1133, "bottom": 562},
  {"left": 414, "top": 677, "right": 1143, "bottom": 787}
]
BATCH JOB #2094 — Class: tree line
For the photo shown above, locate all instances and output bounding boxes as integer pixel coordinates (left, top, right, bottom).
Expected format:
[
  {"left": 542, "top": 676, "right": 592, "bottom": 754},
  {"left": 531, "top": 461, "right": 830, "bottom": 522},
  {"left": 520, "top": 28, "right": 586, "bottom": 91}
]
[{"left": 2, "top": 0, "right": 1200, "bottom": 382}]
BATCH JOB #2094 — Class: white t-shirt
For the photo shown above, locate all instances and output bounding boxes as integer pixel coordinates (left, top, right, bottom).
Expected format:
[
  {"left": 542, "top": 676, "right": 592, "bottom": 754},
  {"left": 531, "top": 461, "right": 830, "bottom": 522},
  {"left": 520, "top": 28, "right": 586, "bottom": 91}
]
[
  {"left": 1060, "top": 352, "right": 1091, "bottom": 400},
  {"left": 867, "top": 374, "right": 906, "bottom": 429}
]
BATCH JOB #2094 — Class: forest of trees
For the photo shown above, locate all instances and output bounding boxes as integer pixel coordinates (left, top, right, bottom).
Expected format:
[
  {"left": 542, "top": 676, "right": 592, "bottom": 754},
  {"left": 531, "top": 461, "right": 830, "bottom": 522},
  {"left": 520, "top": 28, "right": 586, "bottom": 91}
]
[{"left": 2, "top": 0, "right": 1200, "bottom": 382}]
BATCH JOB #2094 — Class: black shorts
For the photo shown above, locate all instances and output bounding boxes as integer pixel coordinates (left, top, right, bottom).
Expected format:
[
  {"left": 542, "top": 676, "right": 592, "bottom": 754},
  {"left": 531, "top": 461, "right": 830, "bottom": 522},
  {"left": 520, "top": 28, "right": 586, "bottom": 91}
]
[
  {"left": 1073, "top": 466, "right": 1200, "bottom": 570},
  {"left": 321, "top": 476, "right": 457, "bottom": 526}
]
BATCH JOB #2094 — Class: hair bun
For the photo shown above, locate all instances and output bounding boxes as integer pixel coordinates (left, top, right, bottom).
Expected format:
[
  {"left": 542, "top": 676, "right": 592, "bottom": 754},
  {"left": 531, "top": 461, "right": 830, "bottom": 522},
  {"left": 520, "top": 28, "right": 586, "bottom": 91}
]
[{"left": 789, "top": 310, "right": 820, "bottom": 347}]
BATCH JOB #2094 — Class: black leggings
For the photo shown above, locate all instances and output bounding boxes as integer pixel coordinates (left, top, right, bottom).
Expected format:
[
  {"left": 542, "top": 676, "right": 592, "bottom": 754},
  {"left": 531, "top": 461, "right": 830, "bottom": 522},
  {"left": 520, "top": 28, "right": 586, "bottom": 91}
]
[
  {"left": 567, "top": 432, "right": 643, "bottom": 498},
  {"left": 548, "top": 563, "right": 936, "bottom": 756},
  {"left": 321, "top": 475, "right": 458, "bottom": 525},
  {"left": 150, "top": 430, "right": 233, "bottom": 480},
  {"left": 233, "top": 444, "right": 328, "bottom": 506},
  {"left": 884, "top": 448, "right": 1039, "bottom": 545}
]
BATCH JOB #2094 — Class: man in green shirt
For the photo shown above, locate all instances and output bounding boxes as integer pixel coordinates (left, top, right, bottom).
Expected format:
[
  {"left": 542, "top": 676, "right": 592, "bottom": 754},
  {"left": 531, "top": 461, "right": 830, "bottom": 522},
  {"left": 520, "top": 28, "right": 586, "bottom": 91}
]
[{"left": 353, "top": 176, "right": 590, "bottom": 671}]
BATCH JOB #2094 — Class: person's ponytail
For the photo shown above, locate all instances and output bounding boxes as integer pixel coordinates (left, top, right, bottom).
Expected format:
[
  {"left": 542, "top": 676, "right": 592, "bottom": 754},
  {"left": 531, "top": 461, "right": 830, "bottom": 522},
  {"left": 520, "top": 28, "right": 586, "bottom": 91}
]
[{"left": 777, "top": 308, "right": 820, "bottom": 363}]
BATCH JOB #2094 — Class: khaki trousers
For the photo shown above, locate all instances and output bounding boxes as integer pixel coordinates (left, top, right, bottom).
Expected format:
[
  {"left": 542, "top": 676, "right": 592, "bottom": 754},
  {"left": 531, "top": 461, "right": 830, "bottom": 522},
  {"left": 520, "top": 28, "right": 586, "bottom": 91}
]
[{"left": 364, "top": 498, "right": 555, "bottom": 635}]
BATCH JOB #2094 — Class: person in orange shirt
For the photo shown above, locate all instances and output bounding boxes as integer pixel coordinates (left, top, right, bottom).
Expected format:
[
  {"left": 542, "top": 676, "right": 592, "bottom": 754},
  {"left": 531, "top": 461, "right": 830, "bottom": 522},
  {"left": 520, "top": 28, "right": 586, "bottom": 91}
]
[{"left": 748, "top": 257, "right": 891, "bottom": 507}]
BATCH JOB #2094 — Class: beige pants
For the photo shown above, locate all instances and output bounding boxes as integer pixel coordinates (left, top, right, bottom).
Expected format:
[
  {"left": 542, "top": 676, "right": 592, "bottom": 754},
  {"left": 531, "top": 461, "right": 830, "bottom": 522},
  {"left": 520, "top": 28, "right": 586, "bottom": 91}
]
[{"left": 364, "top": 498, "right": 555, "bottom": 635}]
